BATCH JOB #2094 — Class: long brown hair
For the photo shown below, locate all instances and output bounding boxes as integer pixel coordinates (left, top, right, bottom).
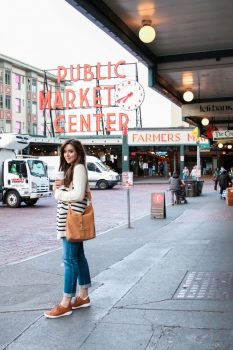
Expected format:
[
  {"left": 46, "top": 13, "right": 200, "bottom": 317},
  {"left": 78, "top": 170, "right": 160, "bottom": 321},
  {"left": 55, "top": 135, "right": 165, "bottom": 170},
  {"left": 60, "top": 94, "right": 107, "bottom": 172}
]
[{"left": 59, "top": 139, "right": 86, "bottom": 187}]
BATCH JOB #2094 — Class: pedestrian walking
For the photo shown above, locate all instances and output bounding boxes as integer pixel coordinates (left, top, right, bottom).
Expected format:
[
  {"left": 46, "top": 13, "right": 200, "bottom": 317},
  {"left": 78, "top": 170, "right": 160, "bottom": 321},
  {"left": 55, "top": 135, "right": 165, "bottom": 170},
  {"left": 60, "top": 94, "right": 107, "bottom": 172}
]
[
  {"left": 169, "top": 171, "right": 185, "bottom": 205},
  {"left": 44, "top": 139, "right": 92, "bottom": 319},
  {"left": 219, "top": 169, "right": 232, "bottom": 199}
]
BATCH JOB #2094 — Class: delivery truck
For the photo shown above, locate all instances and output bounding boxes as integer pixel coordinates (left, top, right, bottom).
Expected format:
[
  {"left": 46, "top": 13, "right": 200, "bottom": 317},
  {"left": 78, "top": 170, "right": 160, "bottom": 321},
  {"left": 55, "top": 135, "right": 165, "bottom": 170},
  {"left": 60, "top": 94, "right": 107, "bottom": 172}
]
[{"left": 0, "top": 133, "right": 51, "bottom": 208}]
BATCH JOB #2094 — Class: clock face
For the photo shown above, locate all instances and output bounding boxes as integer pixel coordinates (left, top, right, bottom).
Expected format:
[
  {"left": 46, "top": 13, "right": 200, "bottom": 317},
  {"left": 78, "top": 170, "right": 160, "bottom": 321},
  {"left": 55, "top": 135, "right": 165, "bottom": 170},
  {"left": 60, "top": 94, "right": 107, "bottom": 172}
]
[{"left": 115, "top": 80, "right": 145, "bottom": 111}]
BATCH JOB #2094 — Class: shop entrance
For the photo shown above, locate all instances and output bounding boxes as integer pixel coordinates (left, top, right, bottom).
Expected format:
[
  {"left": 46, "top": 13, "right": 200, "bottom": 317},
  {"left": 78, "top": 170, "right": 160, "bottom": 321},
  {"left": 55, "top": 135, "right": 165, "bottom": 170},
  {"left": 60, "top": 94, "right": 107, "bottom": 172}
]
[
  {"left": 129, "top": 146, "right": 180, "bottom": 177},
  {"left": 218, "top": 152, "right": 233, "bottom": 171},
  {"left": 85, "top": 145, "right": 122, "bottom": 173}
]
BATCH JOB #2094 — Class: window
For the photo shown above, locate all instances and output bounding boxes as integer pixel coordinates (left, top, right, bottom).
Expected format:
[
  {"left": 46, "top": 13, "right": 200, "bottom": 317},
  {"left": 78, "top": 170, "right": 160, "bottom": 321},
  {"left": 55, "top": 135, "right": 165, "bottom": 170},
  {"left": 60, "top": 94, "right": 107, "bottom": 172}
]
[
  {"left": 0, "top": 69, "right": 3, "bottom": 83},
  {"left": 27, "top": 78, "right": 31, "bottom": 90},
  {"left": 32, "top": 102, "right": 37, "bottom": 115},
  {"left": 27, "top": 160, "right": 47, "bottom": 177},
  {"left": 32, "top": 79, "right": 37, "bottom": 93},
  {"left": 27, "top": 101, "right": 31, "bottom": 114},
  {"left": 8, "top": 160, "right": 27, "bottom": 177},
  {"left": 5, "top": 121, "right": 11, "bottom": 132},
  {"left": 15, "top": 74, "right": 21, "bottom": 90},
  {"left": 15, "top": 121, "right": 22, "bottom": 134},
  {"left": 87, "top": 162, "right": 100, "bottom": 173},
  {"left": 5, "top": 70, "right": 11, "bottom": 85},
  {"left": 32, "top": 124, "right": 37, "bottom": 135},
  {"left": 5, "top": 96, "right": 11, "bottom": 109},
  {"left": 0, "top": 95, "right": 3, "bottom": 108},
  {"left": 15, "top": 98, "right": 21, "bottom": 113}
]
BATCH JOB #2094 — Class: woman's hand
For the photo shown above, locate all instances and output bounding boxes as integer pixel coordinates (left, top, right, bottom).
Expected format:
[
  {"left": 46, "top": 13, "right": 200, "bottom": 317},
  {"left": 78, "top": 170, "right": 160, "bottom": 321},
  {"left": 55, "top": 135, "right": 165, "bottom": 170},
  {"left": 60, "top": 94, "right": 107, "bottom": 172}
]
[{"left": 53, "top": 179, "right": 64, "bottom": 192}]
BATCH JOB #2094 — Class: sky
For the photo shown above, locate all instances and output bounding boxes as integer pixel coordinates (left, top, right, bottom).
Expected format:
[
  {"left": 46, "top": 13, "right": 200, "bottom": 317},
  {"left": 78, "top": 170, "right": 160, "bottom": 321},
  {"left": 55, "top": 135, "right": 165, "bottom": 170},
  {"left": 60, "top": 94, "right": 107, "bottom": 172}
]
[{"left": 0, "top": 0, "right": 176, "bottom": 129}]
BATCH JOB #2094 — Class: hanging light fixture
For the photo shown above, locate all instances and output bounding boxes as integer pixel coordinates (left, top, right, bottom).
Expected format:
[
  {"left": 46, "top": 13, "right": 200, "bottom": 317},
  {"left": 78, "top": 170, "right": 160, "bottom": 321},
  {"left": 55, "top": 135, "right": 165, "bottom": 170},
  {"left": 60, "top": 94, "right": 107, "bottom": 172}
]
[
  {"left": 201, "top": 117, "right": 209, "bottom": 126},
  {"left": 228, "top": 144, "right": 232, "bottom": 149},
  {"left": 139, "top": 20, "right": 156, "bottom": 43},
  {"left": 183, "top": 91, "right": 194, "bottom": 102},
  {"left": 218, "top": 143, "right": 223, "bottom": 149}
]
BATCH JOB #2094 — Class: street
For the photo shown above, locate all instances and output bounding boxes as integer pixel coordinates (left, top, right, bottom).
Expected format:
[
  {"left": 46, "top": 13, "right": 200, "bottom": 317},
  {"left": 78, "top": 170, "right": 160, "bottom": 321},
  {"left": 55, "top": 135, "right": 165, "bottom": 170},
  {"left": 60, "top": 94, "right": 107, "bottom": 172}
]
[{"left": 0, "top": 183, "right": 170, "bottom": 266}]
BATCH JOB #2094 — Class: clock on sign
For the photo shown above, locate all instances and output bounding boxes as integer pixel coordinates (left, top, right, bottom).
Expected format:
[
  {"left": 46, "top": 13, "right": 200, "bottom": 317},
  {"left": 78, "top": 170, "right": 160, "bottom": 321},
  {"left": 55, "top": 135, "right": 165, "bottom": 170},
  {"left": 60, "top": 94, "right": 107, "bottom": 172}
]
[{"left": 115, "top": 80, "right": 145, "bottom": 111}]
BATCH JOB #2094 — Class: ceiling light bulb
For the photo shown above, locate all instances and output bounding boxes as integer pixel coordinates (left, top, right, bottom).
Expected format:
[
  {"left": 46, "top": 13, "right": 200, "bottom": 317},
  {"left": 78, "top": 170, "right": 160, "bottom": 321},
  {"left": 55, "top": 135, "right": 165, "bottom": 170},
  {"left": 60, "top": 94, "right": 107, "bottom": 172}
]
[
  {"left": 201, "top": 118, "right": 209, "bottom": 126},
  {"left": 139, "top": 21, "right": 156, "bottom": 43},
  {"left": 218, "top": 143, "right": 223, "bottom": 149},
  {"left": 228, "top": 145, "right": 232, "bottom": 149},
  {"left": 183, "top": 91, "right": 194, "bottom": 102}
]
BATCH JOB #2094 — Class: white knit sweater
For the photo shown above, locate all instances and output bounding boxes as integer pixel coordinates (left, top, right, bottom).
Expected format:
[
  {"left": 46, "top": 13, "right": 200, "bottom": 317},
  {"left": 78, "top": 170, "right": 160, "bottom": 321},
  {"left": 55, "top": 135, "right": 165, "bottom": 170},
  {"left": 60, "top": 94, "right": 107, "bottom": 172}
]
[{"left": 55, "top": 164, "right": 88, "bottom": 238}]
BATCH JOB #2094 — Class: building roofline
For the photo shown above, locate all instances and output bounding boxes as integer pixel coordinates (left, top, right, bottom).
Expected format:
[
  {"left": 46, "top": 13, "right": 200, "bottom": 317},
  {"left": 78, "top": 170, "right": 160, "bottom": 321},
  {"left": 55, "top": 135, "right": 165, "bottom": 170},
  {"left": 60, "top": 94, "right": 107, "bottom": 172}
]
[{"left": 0, "top": 52, "right": 57, "bottom": 81}]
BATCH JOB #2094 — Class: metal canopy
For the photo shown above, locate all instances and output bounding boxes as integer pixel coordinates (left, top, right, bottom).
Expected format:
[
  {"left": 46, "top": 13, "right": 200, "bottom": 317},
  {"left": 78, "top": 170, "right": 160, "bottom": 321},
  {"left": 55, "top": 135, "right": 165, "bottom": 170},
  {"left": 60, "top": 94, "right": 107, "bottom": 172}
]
[{"left": 66, "top": 0, "right": 233, "bottom": 133}]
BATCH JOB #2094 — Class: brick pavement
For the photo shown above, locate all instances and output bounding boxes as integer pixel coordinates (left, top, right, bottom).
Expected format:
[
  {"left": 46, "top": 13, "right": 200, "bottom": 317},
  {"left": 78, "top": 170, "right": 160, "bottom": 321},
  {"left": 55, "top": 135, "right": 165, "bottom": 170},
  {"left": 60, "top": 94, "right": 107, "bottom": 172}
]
[
  {"left": 0, "top": 184, "right": 169, "bottom": 266},
  {"left": 0, "top": 180, "right": 215, "bottom": 266}
]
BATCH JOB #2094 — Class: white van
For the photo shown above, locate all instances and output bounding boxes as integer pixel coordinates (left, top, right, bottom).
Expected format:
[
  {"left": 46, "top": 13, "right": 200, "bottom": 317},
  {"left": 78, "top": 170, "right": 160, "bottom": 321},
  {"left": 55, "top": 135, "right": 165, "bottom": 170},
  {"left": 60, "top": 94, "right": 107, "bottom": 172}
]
[
  {"left": 86, "top": 156, "right": 120, "bottom": 189},
  {"left": 39, "top": 155, "right": 120, "bottom": 190}
]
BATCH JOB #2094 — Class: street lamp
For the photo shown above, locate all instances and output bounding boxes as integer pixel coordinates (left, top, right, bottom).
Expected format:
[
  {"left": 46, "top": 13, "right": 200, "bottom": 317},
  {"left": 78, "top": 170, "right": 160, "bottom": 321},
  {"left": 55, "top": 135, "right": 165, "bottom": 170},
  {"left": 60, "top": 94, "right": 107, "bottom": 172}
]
[
  {"left": 183, "top": 91, "right": 194, "bottom": 102},
  {"left": 201, "top": 118, "right": 209, "bottom": 126},
  {"left": 139, "top": 20, "right": 156, "bottom": 43}
]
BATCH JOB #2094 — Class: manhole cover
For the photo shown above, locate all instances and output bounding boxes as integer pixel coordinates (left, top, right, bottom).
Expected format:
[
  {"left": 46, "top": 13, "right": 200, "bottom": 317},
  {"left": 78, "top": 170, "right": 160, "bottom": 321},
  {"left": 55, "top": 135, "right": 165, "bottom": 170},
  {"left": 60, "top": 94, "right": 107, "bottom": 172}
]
[{"left": 173, "top": 272, "right": 233, "bottom": 300}]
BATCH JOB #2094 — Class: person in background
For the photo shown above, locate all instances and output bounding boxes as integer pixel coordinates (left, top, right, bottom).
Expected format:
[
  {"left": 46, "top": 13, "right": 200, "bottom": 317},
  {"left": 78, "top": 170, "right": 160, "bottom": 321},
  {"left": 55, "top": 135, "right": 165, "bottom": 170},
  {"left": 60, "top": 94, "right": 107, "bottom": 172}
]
[
  {"left": 142, "top": 161, "right": 148, "bottom": 176},
  {"left": 202, "top": 160, "right": 207, "bottom": 175},
  {"left": 10, "top": 163, "right": 18, "bottom": 175},
  {"left": 139, "top": 160, "right": 143, "bottom": 176},
  {"left": 196, "top": 166, "right": 201, "bottom": 181},
  {"left": 158, "top": 161, "right": 164, "bottom": 176},
  {"left": 213, "top": 168, "right": 220, "bottom": 191},
  {"left": 182, "top": 166, "right": 189, "bottom": 180},
  {"left": 168, "top": 171, "right": 185, "bottom": 205},
  {"left": 229, "top": 167, "right": 233, "bottom": 180},
  {"left": 219, "top": 169, "right": 232, "bottom": 199},
  {"left": 220, "top": 166, "right": 226, "bottom": 174},
  {"left": 44, "top": 139, "right": 91, "bottom": 319},
  {"left": 163, "top": 160, "right": 168, "bottom": 178},
  {"left": 148, "top": 160, "right": 153, "bottom": 176},
  {"left": 190, "top": 165, "right": 197, "bottom": 180}
]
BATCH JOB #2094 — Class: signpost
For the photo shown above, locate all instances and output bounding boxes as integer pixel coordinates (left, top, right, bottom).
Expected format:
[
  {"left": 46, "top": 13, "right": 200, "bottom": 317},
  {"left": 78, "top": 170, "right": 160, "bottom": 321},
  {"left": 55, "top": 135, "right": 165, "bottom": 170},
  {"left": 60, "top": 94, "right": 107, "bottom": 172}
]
[{"left": 122, "top": 172, "right": 133, "bottom": 228}]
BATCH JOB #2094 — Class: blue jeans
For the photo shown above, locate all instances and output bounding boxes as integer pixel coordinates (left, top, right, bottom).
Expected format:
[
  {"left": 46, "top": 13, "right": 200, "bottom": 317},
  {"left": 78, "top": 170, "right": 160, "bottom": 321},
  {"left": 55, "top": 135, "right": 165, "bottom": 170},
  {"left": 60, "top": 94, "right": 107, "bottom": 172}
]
[{"left": 62, "top": 238, "right": 91, "bottom": 297}]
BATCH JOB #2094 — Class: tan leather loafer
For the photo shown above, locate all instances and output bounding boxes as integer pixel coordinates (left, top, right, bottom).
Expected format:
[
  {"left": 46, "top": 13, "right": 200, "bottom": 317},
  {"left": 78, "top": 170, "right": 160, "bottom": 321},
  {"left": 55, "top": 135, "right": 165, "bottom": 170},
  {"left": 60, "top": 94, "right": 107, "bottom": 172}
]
[
  {"left": 71, "top": 296, "right": 91, "bottom": 310},
  {"left": 44, "top": 304, "right": 72, "bottom": 319}
]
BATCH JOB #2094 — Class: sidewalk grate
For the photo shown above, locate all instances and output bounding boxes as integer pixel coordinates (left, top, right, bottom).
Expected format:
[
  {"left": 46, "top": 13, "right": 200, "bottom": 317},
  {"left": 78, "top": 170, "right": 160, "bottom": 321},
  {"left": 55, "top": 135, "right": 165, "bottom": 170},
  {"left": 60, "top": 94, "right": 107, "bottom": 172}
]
[{"left": 173, "top": 271, "right": 233, "bottom": 300}]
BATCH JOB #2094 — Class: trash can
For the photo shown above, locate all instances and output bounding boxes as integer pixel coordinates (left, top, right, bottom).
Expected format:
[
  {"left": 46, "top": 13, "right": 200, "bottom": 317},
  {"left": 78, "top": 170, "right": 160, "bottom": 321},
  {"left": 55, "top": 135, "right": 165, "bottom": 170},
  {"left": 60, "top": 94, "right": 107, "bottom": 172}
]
[
  {"left": 197, "top": 180, "right": 204, "bottom": 195},
  {"left": 184, "top": 180, "right": 198, "bottom": 197}
]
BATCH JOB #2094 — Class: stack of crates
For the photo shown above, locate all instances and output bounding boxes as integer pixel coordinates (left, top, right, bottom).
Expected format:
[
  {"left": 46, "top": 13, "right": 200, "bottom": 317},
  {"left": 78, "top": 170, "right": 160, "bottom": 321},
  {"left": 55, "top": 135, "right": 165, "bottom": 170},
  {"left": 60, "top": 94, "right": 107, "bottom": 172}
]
[{"left": 226, "top": 188, "right": 233, "bottom": 206}]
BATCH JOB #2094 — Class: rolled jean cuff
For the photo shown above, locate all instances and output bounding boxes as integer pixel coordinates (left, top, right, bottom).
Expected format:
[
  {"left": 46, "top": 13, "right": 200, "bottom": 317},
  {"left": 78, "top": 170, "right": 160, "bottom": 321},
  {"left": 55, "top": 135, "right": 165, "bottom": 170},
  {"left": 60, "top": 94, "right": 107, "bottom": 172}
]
[
  {"left": 63, "top": 292, "right": 76, "bottom": 298},
  {"left": 79, "top": 283, "right": 91, "bottom": 288}
]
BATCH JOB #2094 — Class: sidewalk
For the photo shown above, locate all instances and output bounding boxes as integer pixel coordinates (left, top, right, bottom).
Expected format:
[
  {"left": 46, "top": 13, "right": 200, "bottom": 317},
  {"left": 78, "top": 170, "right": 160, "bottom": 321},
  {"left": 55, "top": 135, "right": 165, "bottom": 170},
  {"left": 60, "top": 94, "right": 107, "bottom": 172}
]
[
  {"left": 1, "top": 188, "right": 233, "bottom": 349},
  {"left": 133, "top": 175, "right": 212, "bottom": 185}
]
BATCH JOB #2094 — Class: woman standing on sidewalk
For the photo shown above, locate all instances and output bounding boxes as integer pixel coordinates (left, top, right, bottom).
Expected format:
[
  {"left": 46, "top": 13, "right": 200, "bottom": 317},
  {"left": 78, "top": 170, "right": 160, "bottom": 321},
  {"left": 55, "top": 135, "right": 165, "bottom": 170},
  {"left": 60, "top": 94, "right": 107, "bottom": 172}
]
[{"left": 44, "top": 139, "right": 91, "bottom": 319}]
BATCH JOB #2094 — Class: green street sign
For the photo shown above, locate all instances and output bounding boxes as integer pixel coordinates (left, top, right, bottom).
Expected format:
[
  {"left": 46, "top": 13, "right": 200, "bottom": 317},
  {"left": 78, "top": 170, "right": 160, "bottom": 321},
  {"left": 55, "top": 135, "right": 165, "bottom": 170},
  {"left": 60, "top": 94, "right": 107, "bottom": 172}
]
[{"left": 199, "top": 144, "right": 211, "bottom": 149}]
